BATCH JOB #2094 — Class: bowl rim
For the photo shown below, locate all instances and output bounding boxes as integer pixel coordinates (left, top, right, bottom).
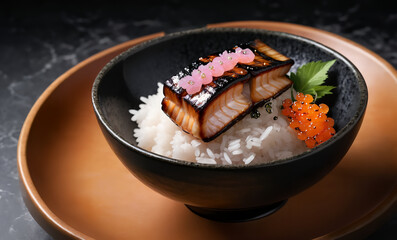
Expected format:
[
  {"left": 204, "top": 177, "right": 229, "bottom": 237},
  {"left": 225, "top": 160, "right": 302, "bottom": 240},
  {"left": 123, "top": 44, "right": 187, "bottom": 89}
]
[{"left": 92, "top": 27, "right": 368, "bottom": 169}]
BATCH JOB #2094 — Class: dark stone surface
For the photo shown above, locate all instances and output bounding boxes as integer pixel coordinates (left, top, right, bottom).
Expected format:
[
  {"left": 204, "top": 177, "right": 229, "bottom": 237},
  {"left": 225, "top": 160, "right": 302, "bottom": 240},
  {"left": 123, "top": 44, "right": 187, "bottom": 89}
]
[{"left": 1, "top": 1, "right": 396, "bottom": 239}]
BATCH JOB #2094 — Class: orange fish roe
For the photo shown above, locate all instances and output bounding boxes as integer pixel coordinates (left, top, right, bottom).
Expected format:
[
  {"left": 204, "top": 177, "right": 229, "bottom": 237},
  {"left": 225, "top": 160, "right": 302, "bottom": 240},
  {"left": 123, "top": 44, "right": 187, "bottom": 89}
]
[{"left": 281, "top": 93, "right": 335, "bottom": 148}]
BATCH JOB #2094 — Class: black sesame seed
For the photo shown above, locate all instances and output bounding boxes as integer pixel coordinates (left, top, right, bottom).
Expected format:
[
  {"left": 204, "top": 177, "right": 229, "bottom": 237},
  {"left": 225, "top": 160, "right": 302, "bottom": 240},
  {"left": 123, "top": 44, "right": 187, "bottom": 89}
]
[{"left": 250, "top": 109, "right": 261, "bottom": 119}]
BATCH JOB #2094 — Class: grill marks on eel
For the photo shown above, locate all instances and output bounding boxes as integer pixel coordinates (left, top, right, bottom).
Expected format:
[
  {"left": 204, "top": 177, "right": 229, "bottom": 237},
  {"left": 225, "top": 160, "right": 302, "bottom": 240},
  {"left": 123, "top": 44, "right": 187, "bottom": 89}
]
[{"left": 161, "top": 40, "right": 294, "bottom": 142}]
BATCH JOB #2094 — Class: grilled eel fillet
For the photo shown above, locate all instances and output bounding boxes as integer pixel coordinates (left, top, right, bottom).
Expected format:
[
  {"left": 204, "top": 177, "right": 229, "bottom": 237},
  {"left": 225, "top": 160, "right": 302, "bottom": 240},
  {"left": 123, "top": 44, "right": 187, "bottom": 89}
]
[{"left": 162, "top": 39, "right": 294, "bottom": 142}]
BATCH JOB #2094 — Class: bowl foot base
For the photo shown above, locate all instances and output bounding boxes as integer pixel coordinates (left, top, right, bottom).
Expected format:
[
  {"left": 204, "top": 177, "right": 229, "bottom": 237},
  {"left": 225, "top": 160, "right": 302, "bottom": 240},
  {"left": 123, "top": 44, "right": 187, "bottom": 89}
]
[{"left": 185, "top": 200, "right": 287, "bottom": 223}]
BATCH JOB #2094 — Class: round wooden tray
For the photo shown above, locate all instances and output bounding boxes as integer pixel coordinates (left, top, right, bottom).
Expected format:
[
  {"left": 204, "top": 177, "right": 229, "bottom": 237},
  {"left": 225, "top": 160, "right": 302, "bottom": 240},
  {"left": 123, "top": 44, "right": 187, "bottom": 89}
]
[{"left": 18, "top": 21, "right": 397, "bottom": 239}]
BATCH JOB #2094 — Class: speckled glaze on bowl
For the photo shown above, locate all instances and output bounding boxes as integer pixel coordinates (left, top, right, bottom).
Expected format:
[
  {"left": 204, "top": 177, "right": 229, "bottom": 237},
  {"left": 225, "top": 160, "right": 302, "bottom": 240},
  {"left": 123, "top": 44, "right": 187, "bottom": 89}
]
[{"left": 92, "top": 28, "right": 367, "bottom": 222}]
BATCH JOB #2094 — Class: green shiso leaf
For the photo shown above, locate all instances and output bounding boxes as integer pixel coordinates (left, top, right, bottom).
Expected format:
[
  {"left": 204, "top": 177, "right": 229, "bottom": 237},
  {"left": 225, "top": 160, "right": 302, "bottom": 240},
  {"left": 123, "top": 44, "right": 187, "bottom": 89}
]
[
  {"left": 290, "top": 59, "right": 336, "bottom": 101},
  {"left": 312, "top": 85, "right": 336, "bottom": 98}
]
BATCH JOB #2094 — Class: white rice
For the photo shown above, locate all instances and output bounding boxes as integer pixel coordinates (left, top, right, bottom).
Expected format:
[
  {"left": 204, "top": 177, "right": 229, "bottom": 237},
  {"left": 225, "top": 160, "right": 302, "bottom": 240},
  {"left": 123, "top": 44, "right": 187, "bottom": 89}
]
[{"left": 130, "top": 83, "right": 307, "bottom": 165}]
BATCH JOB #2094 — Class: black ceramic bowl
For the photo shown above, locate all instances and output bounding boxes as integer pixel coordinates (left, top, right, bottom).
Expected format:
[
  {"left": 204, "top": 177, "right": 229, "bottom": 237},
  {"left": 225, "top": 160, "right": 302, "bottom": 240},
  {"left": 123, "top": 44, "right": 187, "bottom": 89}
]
[{"left": 92, "top": 28, "right": 368, "bottom": 222}]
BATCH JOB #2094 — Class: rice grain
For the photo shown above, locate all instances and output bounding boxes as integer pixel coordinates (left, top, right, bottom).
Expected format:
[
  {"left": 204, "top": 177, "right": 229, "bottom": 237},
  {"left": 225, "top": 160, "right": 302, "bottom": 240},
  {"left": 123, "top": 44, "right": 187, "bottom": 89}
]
[{"left": 129, "top": 83, "right": 307, "bottom": 165}]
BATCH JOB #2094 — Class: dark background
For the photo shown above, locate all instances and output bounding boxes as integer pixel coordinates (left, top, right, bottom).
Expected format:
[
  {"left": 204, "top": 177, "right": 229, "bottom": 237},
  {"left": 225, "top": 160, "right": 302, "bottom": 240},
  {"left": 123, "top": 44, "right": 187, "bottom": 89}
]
[{"left": 1, "top": 1, "right": 396, "bottom": 239}]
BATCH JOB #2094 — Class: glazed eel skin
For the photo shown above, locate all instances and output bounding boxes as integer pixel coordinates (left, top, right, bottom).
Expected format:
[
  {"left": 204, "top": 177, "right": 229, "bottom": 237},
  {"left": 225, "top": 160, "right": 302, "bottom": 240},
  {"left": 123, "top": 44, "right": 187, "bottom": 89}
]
[{"left": 161, "top": 40, "right": 294, "bottom": 142}]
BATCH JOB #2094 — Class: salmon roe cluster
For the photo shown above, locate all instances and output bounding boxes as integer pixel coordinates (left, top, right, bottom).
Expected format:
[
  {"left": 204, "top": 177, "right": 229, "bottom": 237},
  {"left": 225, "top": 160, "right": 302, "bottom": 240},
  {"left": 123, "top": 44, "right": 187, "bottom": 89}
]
[{"left": 281, "top": 93, "right": 335, "bottom": 148}]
